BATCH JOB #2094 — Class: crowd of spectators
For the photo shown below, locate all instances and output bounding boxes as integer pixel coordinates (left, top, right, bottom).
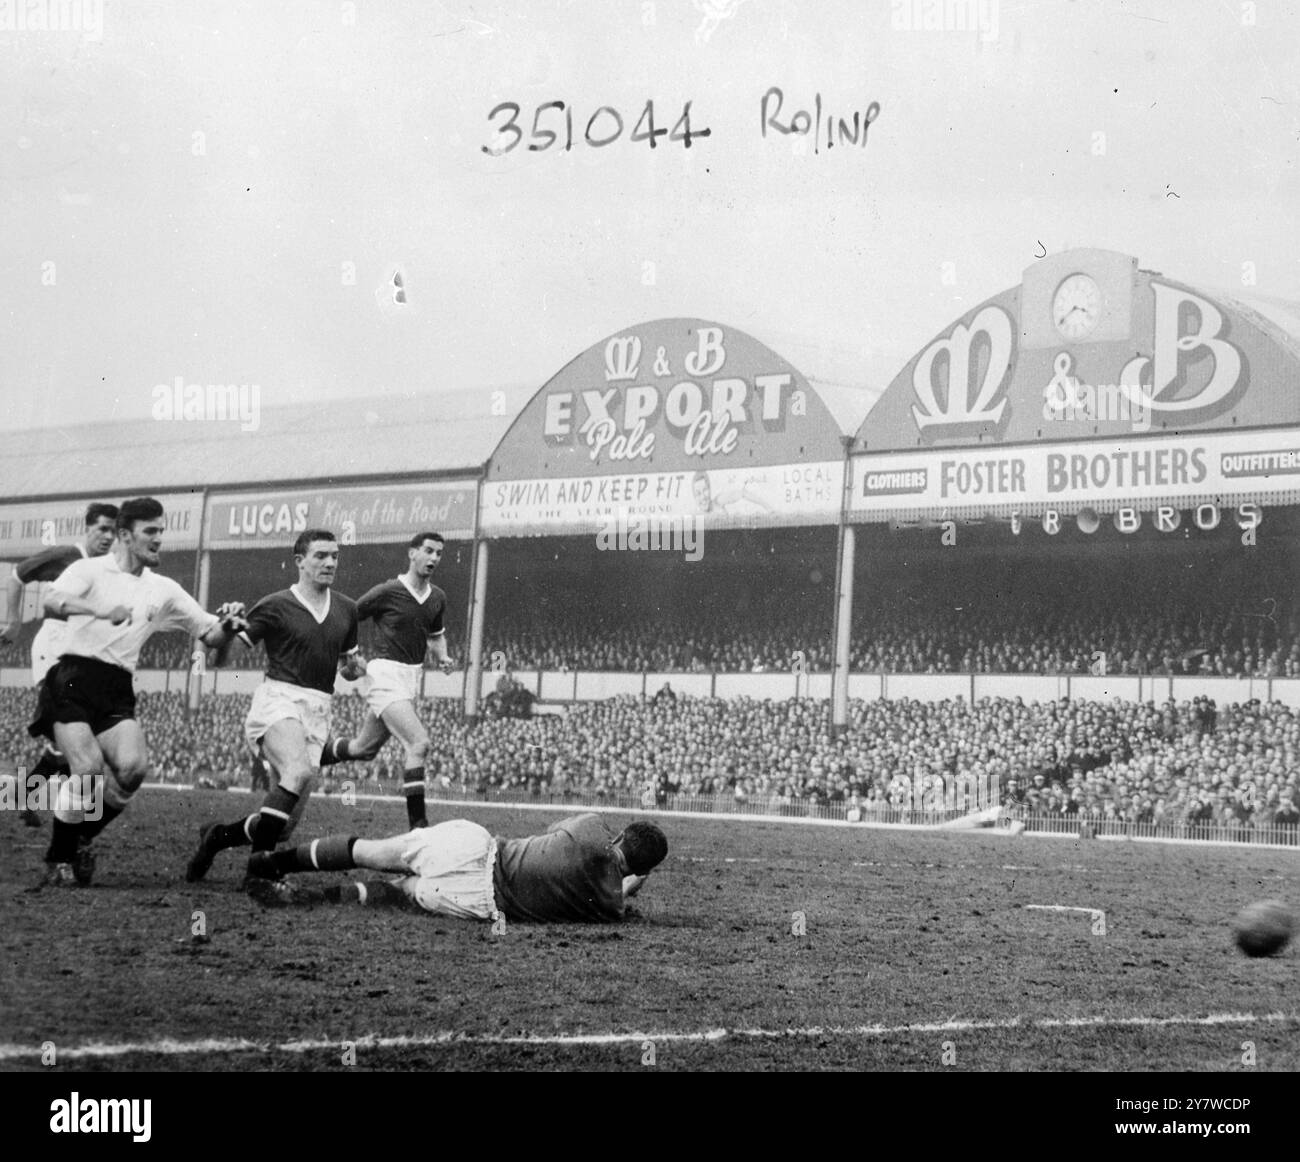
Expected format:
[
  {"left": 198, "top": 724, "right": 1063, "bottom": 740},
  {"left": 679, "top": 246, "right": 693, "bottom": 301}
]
[
  {"left": 994, "top": 696, "right": 1300, "bottom": 832},
  {"left": 3, "top": 685, "right": 1296, "bottom": 836}
]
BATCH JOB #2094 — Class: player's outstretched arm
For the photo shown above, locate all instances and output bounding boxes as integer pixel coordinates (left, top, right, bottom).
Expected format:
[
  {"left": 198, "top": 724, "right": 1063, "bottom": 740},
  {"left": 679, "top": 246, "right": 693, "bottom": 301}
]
[
  {"left": 44, "top": 592, "right": 131, "bottom": 624},
  {"left": 622, "top": 873, "right": 649, "bottom": 901},
  {"left": 200, "top": 603, "right": 249, "bottom": 666},
  {"left": 0, "top": 572, "right": 23, "bottom": 641}
]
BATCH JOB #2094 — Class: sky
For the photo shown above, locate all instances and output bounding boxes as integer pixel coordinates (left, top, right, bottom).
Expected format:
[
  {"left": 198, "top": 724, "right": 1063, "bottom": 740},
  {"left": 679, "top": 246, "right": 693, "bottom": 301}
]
[{"left": 0, "top": 0, "right": 1297, "bottom": 432}]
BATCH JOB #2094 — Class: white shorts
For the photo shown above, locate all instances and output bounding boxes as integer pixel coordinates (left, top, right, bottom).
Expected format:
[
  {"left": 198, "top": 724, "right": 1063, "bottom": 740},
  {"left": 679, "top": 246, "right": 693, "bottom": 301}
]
[
  {"left": 398, "top": 820, "right": 499, "bottom": 921},
  {"left": 31, "top": 620, "right": 68, "bottom": 686},
  {"left": 364, "top": 658, "right": 422, "bottom": 718},
  {"left": 244, "top": 679, "right": 332, "bottom": 769}
]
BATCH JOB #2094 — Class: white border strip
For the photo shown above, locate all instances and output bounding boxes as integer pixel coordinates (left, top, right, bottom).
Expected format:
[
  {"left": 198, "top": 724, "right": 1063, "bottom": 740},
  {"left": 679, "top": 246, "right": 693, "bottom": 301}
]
[{"left": 2, "top": 1012, "right": 1294, "bottom": 1062}]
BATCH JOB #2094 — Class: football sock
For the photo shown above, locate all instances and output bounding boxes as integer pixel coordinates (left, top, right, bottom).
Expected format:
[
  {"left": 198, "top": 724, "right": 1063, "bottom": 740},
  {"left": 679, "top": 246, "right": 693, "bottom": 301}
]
[
  {"left": 250, "top": 787, "right": 299, "bottom": 852},
  {"left": 324, "top": 880, "right": 407, "bottom": 907},
  {"left": 24, "top": 748, "right": 67, "bottom": 812},
  {"left": 76, "top": 772, "right": 137, "bottom": 841},
  {"left": 268, "top": 835, "right": 358, "bottom": 876},
  {"left": 78, "top": 804, "right": 123, "bottom": 841},
  {"left": 45, "top": 819, "right": 80, "bottom": 864},
  {"left": 212, "top": 815, "right": 256, "bottom": 852},
  {"left": 317, "top": 738, "right": 351, "bottom": 767},
  {"left": 402, "top": 768, "right": 427, "bottom": 827}
]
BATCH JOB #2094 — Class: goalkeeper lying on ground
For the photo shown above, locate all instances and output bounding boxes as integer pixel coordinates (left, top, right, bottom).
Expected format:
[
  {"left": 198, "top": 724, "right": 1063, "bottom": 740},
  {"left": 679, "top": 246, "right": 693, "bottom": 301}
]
[{"left": 244, "top": 812, "right": 668, "bottom": 923}]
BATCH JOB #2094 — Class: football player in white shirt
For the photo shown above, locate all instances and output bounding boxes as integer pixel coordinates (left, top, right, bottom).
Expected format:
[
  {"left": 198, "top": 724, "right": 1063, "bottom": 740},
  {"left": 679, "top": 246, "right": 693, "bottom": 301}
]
[
  {"left": 33, "top": 497, "right": 248, "bottom": 887},
  {"left": 1, "top": 502, "right": 118, "bottom": 825}
]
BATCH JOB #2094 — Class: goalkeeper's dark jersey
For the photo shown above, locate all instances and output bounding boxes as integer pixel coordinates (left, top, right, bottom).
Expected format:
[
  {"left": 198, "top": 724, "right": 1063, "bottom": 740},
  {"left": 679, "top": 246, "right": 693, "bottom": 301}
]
[{"left": 493, "top": 814, "right": 625, "bottom": 923}]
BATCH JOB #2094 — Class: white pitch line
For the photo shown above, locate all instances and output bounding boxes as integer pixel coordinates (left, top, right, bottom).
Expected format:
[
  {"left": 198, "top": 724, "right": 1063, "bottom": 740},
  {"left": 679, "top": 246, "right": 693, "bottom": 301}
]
[
  {"left": 1025, "top": 904, "right": 1106, "bottom": 924},
  {"left": 1002, "top": 865, "right": 1094, "bottom": 872},
  {"left": 1, "top": 1012, "right": 1295, "bottom": 1062},
  {"left": 849, "top": 862, "right": 1096, "bottom": 872},
  {"left": 680, "top": 856, "right": 765, "bottom": 864}
]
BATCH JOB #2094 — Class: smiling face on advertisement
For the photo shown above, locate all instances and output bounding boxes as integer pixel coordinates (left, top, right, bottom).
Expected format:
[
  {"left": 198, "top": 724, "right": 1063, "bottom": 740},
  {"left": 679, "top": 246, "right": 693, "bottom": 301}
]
[{"left": 692, "top": 471, "right": 712, "bottom": 513}]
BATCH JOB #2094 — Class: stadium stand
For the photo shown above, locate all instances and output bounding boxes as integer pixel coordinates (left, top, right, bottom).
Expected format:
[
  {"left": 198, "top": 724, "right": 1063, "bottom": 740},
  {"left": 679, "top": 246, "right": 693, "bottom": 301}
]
[
  {"left": 2, "top": 370, "right": 1296, "bottom": 848},
  {"left": 10, "top": 539, "right": 1291, "bottom": 678}
]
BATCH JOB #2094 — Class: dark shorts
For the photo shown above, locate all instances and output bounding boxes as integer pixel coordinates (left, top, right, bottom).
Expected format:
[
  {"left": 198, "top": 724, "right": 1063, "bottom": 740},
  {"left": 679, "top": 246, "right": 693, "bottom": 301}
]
[{"left": 29, "top": 655, "right": 136, "bottom": 741}]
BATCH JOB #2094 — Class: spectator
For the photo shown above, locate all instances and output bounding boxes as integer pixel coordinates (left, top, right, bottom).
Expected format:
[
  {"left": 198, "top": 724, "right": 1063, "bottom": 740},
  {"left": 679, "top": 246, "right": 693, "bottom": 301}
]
[{"left": 1, "top": 682, "right": 1297, "bottom": 840}]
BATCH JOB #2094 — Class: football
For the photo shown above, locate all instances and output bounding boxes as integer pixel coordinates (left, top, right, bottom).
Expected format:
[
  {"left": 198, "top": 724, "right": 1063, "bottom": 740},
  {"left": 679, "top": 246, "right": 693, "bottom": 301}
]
[{"left": 1232, "top": 900, "right": 1294, "bottom": 958}]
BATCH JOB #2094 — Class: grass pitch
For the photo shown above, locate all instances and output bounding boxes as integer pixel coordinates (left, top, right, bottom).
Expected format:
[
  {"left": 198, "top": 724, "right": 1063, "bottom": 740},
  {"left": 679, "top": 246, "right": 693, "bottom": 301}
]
[{"left": 2, "top": 790, "right": 1297, "bottom": 1071}]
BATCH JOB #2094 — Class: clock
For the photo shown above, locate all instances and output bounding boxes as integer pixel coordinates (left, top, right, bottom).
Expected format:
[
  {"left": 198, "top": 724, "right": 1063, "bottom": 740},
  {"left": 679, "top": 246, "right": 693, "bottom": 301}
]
[{"left": 1052, "top": 273, "right": 1101, "bottom": 340}]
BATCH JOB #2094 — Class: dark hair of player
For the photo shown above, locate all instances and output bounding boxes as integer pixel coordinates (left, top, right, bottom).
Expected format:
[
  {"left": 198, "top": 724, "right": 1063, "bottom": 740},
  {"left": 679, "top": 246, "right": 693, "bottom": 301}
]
[
  {"left": 115, "top": 496, "right": 164, "bottom": 532},
  {"left": 619, "top": 821, "right": 668, "bottom": 875},
  {"left": 85, "top": 502, "right": 119, "bottom": 526},
  {"left": 408, "top": 531, "right": 445, "bottom": 550},
  {"left": 294, "top": 528, "right": 337, "bottom": 558}
]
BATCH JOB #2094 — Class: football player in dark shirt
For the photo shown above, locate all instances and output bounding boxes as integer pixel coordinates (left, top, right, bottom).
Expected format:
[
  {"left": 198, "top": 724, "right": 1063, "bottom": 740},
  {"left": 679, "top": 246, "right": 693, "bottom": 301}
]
[
  {"left": 317, "top": 532, "right": 456, "bottom": 829},
  {"left": 185, "top": 529, "right": 365, "bottom": 894},
  {"left": 243, "top": 812, "right": 668, "bottom": 922},
  {"left": 0, "top": 502, "right": 118, "bottom": 826}
]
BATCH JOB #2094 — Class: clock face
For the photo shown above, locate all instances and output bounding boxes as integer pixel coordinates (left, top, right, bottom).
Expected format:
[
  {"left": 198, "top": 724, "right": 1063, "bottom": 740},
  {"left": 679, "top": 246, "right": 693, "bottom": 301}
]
[{"left": 1053, "top": 273, "right": 1101, "bottom": 340}]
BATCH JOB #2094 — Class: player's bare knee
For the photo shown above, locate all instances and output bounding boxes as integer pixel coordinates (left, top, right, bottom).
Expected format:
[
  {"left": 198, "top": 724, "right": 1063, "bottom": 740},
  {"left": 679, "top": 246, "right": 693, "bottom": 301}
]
[
  {"left": 66, "top": 755, "right": 105, "bottom": 780},
  {"left": 406, "top": 736, "right": 430, "bottom": 767},
  {"left": 102, "top": 771, "right": 140, "bottom": 812},
  {"left": 114, "top": 759, "right": 149, "bottom": 792}
]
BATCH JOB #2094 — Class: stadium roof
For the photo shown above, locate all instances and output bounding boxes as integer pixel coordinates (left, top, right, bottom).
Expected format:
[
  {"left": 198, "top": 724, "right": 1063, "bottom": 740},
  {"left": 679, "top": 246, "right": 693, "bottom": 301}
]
[
  {"left": 0, "top": 386, "right": 536, "bottom": 502},
  {"left": 0, "top": 379, "right": 882, "bottom": 503},
  {"left": 1211, "top": 289, "right": 1300, "bottom": 362},
  {"left": 6, "top": 278, "right": 1293, "bottom": 504}
]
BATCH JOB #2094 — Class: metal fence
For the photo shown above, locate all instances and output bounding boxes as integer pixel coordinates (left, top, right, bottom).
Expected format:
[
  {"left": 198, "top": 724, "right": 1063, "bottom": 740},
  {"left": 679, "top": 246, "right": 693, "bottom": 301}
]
[
  {"left": 161, "top": 780, "right": 1300, "bottom": 846},
  {"left": 419, "top": 783, "right": 975, "bottom": 825},
  {"left": 1010, "top": 812, "right": 1300, "bottom": 848}
]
